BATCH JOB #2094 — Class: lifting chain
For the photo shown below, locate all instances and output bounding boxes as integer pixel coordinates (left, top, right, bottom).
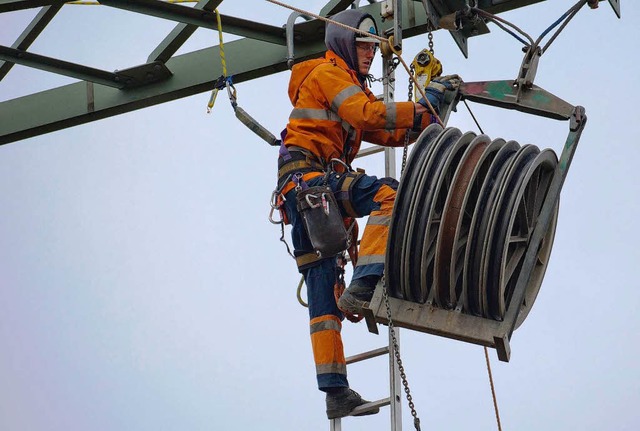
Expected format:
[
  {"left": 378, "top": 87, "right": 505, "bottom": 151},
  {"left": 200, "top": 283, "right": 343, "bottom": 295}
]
[
  {"left": 427, "top": 19, "right": 435, "bottom": 55},
  {"left": 383, "top": 278, "right": 422, "bottom": 431},
  {"left": 367, "top": 56, "right": 401, "bottom": 84},
  {"left": 428, "top": 31, "right": 434, "bottom": 55},
  {"left": 395, "top": 27, "right": 433, "bottom": 430},
  {"left": 401, "top": 63, "right": 415, "bottom": 177}
]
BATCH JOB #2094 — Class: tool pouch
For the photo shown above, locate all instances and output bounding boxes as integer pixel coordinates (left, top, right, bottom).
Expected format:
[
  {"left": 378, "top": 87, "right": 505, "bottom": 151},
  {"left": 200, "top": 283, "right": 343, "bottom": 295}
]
[{"left": 296, "top": 186, "right": 349, "bottom": 258}]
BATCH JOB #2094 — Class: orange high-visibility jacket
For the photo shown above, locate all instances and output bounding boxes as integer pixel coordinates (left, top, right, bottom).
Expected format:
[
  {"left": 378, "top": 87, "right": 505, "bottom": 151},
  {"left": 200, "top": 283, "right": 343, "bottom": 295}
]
[{"left": 284, "top": 50, "right": 430, "bottom": 165}]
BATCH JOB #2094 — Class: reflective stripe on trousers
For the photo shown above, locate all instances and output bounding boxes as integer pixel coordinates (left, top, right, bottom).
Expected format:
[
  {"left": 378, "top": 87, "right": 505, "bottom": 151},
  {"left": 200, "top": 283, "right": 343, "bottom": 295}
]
[{"left": 282, "top": 171, "right": 398, "bottom": 391}]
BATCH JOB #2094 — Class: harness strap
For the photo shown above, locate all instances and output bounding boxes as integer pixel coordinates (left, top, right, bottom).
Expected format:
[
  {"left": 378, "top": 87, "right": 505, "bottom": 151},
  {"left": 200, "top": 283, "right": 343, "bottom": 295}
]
[
  {"left": 278, "top": 159, "right": 324, "bottom": 180},
  {"left": 335, "top": 170, "right": 366, "bottom": 218},
  {"left": 278, "top": 143, "right": 327, "bottom": 197},
  {"left": 296, "top": 252, "right": 322, "bottom": 269}
]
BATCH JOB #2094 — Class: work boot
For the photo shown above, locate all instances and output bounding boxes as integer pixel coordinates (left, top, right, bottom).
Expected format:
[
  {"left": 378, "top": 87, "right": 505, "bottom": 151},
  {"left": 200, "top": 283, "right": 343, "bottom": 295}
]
[
  {"left": 337, "top": 275, "right": 379, "bottom": 315},
  {"left": 326, "top": 387, "right": 380, "bottom": 419}
]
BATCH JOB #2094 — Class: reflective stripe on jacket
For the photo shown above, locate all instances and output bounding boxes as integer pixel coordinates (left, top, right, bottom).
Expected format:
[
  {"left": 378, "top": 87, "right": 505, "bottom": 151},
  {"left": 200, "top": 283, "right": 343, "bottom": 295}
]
[{"left": 284, "top": 50, "right": 420, "bottom": 165}]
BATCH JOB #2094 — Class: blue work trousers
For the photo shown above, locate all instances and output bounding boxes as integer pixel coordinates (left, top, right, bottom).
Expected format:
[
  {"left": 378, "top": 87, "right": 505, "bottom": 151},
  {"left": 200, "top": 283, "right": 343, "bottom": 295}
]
[{"left": 283, "top": 171, "right": 398, "bottom": 391}]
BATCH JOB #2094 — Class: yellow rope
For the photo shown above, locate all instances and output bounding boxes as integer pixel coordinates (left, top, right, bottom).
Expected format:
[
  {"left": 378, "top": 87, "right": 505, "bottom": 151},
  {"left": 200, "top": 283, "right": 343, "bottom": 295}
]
[
  {"left": 265, "top": 0, "right": 443, "bottom": 126},
  {"left": 207, "top": 9, "right": 226, "bottom": 113},
  {"left": 296, "top": 276, "right": 308, "bottom": 307},
  {"left": 388, "top": 41, "right": 443, "bottom": 126}
]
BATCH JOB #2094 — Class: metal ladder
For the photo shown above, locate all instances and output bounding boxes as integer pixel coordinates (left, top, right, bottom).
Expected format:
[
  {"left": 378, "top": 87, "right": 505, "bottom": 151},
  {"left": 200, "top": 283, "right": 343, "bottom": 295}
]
[
  {"left": 329, "top": 46, "right": 405, "bottom": 430},
  {"left": 329, "top": 329, "right": 403, "bottom": 431}
]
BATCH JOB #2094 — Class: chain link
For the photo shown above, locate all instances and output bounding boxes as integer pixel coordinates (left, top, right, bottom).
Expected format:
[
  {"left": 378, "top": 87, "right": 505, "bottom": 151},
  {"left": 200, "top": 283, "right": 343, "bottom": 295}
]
[
  {"left": 401, "top": 63, "right": 415, "bottom": 177},
  {"left": 367, "top": 57, "right": 400, "bottom": 84},
  {"left": 426, "top": 18, "right": 435, "bottom": 55},
  {"left": 428, "top": 31, "right": 434, "bottom": 55},
  {"left": 383, "top": 280, "right": 421, "bottom": 431}
]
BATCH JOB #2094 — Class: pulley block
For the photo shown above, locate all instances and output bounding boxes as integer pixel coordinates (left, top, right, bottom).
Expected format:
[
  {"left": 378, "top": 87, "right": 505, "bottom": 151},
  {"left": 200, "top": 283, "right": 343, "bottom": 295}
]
[
  {"left": 386, "top": 124, "right": 559, "bottom": 327},
  {"left": 366, "top": 106, "right": 586, "bottom": 362}
]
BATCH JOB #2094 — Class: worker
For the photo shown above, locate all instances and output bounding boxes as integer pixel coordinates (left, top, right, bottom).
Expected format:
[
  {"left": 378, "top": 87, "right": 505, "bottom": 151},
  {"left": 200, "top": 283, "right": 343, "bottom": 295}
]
[{"left": 276, "top": 9, "right": 460, "bottom": 419}]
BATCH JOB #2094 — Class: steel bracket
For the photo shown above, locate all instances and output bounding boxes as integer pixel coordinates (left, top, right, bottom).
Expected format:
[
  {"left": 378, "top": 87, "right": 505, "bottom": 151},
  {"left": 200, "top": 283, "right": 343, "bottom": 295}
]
[
  {"left": 115, "top": 61, "right": 173, "bottom": 89},
  {"left": 458, "top": 80, "right": 575, "bottom": 121},
  {"left": 420, "top": 0, "right": 490, "bottom": 58}
]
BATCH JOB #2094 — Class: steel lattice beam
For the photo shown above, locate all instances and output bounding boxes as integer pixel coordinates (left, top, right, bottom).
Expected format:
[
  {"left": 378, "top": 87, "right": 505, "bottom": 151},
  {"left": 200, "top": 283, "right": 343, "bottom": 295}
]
[
  {"left": 99, "top": 0, "right": 287, "bottom": 45},
  {"left": 0, "top": 0, "right": 621, "bottom": 145},
  {"left": 0, "top": 37, "right": 323, "bottom": 145},
  {"left": 0, "top": 45, "right": 127, "bottom": 88},
  {"left": 147, "top": 0, "right": 222, "bottom": 63},
  {"left": 0, "top": 4, "right": 62, "bottom": 80},
  {"left": 0, "top": 0, "right": 63, "bottom": 13}
]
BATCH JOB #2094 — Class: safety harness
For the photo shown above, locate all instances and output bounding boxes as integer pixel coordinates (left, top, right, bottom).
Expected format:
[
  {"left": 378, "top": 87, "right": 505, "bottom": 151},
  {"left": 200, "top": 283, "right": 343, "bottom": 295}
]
[{"left": 273, "top": 140, "right": 364, "bottom": 269}]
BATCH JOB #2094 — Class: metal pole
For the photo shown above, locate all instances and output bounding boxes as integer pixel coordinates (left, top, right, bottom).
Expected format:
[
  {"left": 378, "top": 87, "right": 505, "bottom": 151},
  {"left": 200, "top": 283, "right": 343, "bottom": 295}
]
[{"left": 383, "top": 37, "right": 402, "bottom": 431}]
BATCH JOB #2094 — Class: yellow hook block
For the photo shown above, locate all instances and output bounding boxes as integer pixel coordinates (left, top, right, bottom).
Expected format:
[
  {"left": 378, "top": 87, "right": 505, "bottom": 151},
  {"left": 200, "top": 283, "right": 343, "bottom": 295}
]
[{"left": 412, "top": 49, "right": 443, "bottom": 101}]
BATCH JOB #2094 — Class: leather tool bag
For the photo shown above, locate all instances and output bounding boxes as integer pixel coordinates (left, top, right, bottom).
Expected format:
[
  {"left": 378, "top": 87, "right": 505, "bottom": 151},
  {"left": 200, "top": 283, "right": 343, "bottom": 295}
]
[{"left": 296, "top": 185, "right": 349, "bottom": 258}]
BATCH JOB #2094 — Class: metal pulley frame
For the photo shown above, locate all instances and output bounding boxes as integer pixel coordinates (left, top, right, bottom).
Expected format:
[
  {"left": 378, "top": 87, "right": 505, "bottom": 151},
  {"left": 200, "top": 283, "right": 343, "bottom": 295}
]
[
  {"left": 360, "top": 1, "right": 603, "bottom": 362},
  {"left": 364, "top": 100, "right": 585, "bottom": 362}
]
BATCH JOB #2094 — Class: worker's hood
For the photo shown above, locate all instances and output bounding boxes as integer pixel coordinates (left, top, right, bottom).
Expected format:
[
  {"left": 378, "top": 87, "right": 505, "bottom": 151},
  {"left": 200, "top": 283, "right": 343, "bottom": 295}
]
[
  {"left": 287, "top": 52, "right": 357, "bottom": 105},
  {"left": 325, "top": 9, "right": 377, "bottom": 83}
]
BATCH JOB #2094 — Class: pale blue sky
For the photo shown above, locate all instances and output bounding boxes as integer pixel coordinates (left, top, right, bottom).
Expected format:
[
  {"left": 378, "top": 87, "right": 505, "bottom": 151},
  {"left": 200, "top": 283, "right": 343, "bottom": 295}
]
[{"left": 1, "top": 2, "right": 638, "bottom": 430}]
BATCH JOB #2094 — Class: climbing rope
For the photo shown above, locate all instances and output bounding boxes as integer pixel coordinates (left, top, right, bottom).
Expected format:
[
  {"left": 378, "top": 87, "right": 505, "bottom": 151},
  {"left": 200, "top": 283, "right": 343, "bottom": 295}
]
[{"left": 484, "top": 346, "right": 503, "bottom": 431}]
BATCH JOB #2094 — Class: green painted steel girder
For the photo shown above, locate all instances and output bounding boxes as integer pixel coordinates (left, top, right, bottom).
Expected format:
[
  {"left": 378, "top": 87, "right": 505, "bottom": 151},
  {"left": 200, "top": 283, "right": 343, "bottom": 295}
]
[
  {"left": 0, "top": 0, "right": 621, "bottom": 145},
  {"left": 0, "top": 4, "right": 62, "bottom": 80},
  {"left": 476, "top": 0, "right": 545, "bottom": 15},
  {"left": 0, "top": 0, "right": 62, "bottom": 13},
  {"left": 0, "top": 45, "right": 125, "bottom": 88},
  {"left": 147, "top": 0, "right": 222, "bottom": 63},
  {"left": 320, "top": 0, "right": 359, "bottom": 17},
  {"left": 0, "top": 37, "right": 323, "bottom": 145},
  {"left": 99, "top": 0, "right": 287, "bottom": 45}
]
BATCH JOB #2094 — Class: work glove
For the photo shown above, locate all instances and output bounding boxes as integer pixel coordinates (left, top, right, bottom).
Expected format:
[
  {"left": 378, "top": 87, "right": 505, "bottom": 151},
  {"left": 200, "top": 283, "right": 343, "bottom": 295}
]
[
  {"left": 430, "top": 74, "right": 462, "bottom": 92},
  {"left": 417, "top": 74, "right": 462, "bottom": 114}
]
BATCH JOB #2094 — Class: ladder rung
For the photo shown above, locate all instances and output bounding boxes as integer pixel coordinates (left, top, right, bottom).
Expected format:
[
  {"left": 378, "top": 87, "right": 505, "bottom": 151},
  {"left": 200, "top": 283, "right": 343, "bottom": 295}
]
[
  {"left": 355, "top": 145, "right": 385, "bottom": 158},
  {"left": 345, "top": 346, "right": 389, "bottom": 364},
  {"left": 349, "top": 397, "right": 391, "bottom": 416}
]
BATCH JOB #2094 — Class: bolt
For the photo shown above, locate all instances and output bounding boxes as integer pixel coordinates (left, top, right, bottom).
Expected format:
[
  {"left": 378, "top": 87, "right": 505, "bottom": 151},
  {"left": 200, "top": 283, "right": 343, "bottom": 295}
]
[{"left": 417, "top": 52, "right": 430, "bottom": 66}]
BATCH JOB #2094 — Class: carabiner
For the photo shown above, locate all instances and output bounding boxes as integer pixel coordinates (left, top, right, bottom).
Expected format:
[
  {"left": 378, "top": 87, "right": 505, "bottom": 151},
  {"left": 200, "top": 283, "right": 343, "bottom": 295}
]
[
  {"left": 321, "top": 193, "right": 330, "bottom": 215},
  {"left": 269, "top": 190, "right": 285, "bottom": 224},
  {"left": 269, "top": 205, "right": 284, "bottom": 224},
  {"left": 329, "top": 158, "right": 352, "bottom": 173},
  {"left": 305, "top": 193, "right": 321, "bottom": 209},
  {"left": 226, "top": 79, "right": 238, "bottom": 109}
]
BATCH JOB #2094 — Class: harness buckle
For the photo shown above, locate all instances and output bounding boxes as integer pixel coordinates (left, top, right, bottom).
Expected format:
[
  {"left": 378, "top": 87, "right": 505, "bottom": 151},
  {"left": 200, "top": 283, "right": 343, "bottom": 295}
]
[{"left": 293, "top": 172, "right": 304, "bottom": 191}]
